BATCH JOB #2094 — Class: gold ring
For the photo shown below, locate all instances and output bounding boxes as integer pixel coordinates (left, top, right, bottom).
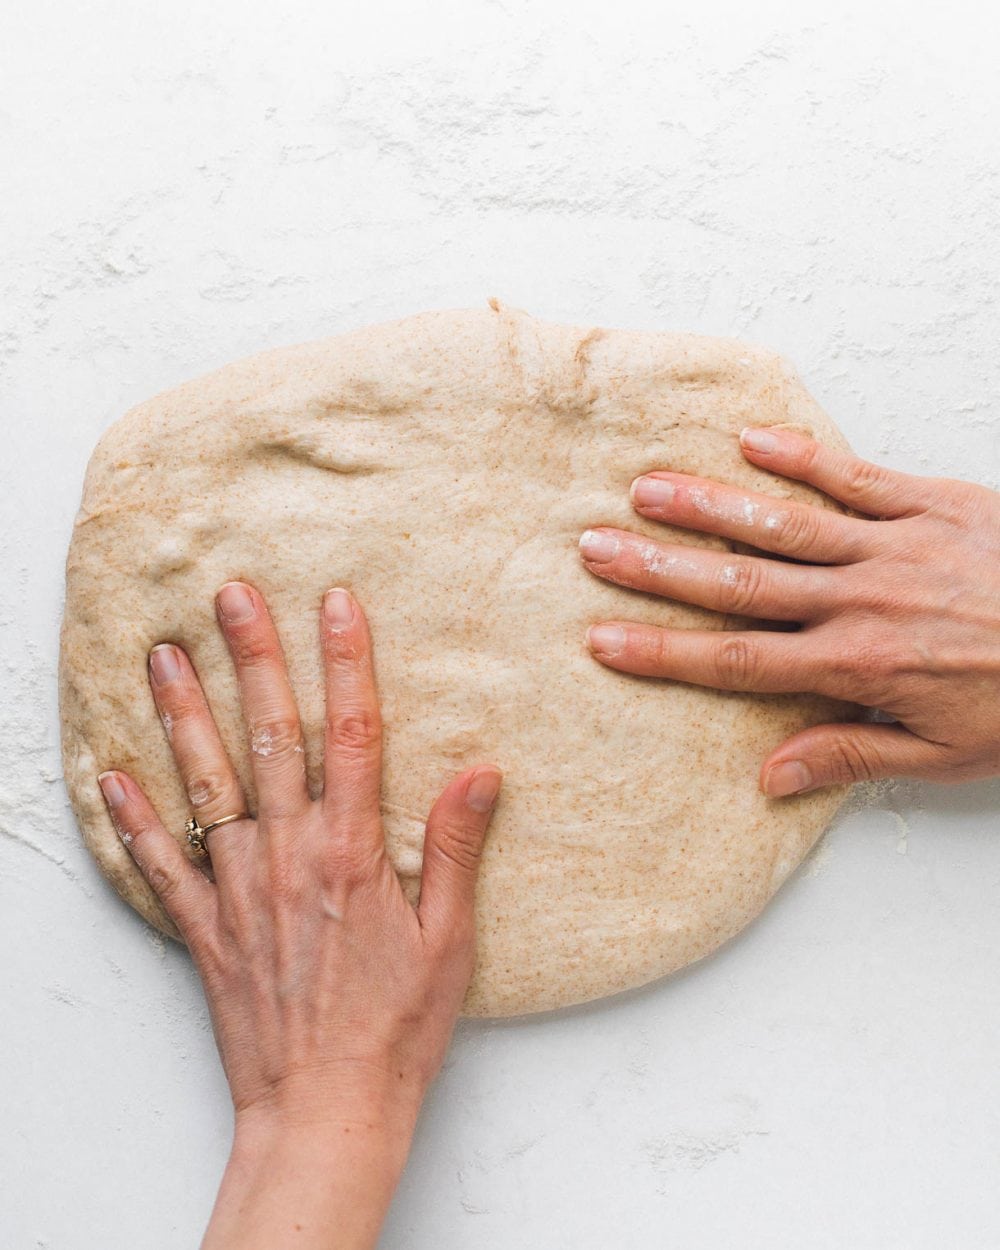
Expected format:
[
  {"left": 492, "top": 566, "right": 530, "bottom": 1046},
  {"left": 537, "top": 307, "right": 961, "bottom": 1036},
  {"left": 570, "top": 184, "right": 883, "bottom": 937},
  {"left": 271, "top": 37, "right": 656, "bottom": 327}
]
[{"left": 185, "top": 811, "right": 251, "bottom": 855}]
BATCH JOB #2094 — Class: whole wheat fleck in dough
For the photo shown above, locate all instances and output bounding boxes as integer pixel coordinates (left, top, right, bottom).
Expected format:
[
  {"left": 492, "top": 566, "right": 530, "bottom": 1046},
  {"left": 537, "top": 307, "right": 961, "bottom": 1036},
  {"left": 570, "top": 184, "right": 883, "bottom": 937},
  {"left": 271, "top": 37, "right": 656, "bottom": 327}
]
[{"left": 60, "top": 300, "right": 851, "bottom": 1017}]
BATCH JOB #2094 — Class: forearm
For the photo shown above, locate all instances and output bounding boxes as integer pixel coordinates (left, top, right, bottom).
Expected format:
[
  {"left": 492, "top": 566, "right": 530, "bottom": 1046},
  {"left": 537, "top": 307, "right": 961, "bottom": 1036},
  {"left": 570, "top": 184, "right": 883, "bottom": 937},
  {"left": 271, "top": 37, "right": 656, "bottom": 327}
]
[{"left": 202, "top": 1106, "right": 418, "bottom": 1250}]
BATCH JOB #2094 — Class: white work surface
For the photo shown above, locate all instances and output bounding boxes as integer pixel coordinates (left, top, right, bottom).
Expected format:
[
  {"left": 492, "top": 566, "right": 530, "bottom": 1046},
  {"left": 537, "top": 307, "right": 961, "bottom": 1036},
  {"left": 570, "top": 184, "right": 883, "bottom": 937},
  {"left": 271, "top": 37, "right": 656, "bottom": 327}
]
[{"left": 3, "top": 3, "right": 999, "bottom": 1246}]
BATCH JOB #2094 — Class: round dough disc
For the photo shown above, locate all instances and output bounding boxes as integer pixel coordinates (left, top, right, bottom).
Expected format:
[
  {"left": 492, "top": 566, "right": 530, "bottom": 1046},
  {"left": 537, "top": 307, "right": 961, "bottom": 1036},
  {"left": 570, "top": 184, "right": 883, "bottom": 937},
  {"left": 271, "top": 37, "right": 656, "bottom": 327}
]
[{"left": 60, "top": 301, "right": 851, "bottom": 1017}]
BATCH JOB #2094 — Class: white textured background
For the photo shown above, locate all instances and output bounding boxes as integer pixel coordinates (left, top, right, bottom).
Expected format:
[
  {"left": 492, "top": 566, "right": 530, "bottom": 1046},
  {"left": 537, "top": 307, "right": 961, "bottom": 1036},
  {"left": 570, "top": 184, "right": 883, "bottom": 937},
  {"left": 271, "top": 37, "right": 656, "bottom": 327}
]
[{"left": 3, "top": 2, "right": 999, "bottom": 1246}]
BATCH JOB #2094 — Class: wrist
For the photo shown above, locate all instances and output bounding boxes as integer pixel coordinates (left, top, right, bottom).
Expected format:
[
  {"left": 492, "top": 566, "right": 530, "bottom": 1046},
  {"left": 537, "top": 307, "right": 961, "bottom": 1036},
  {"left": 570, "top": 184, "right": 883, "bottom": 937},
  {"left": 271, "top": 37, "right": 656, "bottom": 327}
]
[
  {"left": 231, "top": 1095, "right": 420, "bottom": 1180},
  {"left": 232, "top": 1058, "right": 427, "bottom": 1148},
  {"left": 205, "top": 1090, "right": 420, "bottom": 1250}
]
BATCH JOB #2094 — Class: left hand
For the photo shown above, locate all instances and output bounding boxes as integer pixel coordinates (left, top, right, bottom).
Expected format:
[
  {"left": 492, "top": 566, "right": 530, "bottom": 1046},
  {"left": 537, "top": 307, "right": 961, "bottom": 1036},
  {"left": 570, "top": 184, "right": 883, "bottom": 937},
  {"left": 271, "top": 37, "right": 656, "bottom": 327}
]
[
  {"left": 578, "top": 426, "right": 1000, "bottom": 798},
  {"left": 99, "top": 583, "right": 502, "bottom": 1249}
]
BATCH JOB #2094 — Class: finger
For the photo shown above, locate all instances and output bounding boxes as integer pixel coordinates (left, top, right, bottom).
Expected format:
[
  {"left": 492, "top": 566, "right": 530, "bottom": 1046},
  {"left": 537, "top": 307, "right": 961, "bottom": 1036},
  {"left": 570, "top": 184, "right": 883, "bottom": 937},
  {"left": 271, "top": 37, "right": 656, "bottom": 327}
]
[
  {"left": 98, "top": 769, "right": 217, "bottom": 943},
  {"left": 417, "top": 766, "right": 502, "bottom": 943},
  {"left": 585, "top": 621, "right": 843, "bottom": 696},
  {"left": 739, "top": 427, "right": 935, "bottom": 519},
  {"left": 321, "top": 589, "right": 383, "bottom": 847},
  {"left": 148, "top": 643, "right": 253, "bottom": 875},
  {"left": 759, "top": 722, "right": 951, "bottom": 796},
  {"left": 216, "top": 582, "right": 308, "bottom": 820},
  {"left": 629, "top": 471, "right": 873, "bottom": 564},
  {"left": 579, "top": 527, "right": 842, "bottom": 622}
]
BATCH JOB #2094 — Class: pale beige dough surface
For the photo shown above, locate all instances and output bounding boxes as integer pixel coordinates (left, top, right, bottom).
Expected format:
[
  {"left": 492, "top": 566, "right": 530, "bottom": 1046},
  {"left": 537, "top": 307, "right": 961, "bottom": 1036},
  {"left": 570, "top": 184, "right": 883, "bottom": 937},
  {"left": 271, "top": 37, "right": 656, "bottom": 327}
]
[{"left": 60, "top": 300, "right": 851, "bottom": 1017}]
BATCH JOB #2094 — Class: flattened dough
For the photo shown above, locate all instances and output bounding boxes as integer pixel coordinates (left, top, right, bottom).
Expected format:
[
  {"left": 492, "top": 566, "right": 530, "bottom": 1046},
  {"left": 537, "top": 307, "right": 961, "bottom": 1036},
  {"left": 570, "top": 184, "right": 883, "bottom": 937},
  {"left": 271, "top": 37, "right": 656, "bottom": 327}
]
[{"left": 60, "top": 301, "right": 850, "bottom": 1016}]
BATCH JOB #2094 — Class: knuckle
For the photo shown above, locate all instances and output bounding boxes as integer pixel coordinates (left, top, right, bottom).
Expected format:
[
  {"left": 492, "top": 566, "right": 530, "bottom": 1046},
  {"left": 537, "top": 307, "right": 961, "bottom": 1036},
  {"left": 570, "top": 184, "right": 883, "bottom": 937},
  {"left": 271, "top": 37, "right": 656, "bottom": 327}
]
[
  {"left": 319, "top": 840, "right": 382, "bottom": 896},
  {"left": 844, "top": 456, "right": 890, "bottom": 498},
  {"left": 216, "top": 894, "right": 266, "bottom": 962},
  {"left": 328, "top": 708, "right": 381, "bottom": 754},
  {"left": 826, "top": 646, "right": 890, "bottom": 706},
  {"left": 186, "top": 767, "right": 239, "bottom": 811},
  {"left": 324, "top": 628, "right": 365, "bottom": 659},
  {"left": 720, "top": 559, "right": 764, "bottom": 615},
  {"left": 430, "top": 822, "right": 483, "bottom": 874},
  {"left": 336, "top": 838, "right": 386, "bottom": 884},
  {"left": 249, "top": 713, "right": 303, "bottom": 761},
  {"left": 824, "top": 735, "right": 877, "bottom": 784},
  {"left": 187, "top": 925, "right": 224, "bottom": 976},
  {"left": 798, "top": 438, "right": 823, "bottom": 471},
  {"left": 851, "top": 631, "right": 920, "bottom": 685},
  {"left": 233, "top": 633, "right": 276, "bottom": 666},
  {"left": 714, "top": 634, "right": 759, "bottom": 688},
  {"left": 145, "top": 860, "right": 185, "bottom": 905},
  {"left": 771, "top": 505, "right": 822, "bottom": 553},
  {"left": 161, "top": 690, "right": 202, "bottom": 726},
  {"left": 651, "top": 629, "right": 674, "bottom": 672}
]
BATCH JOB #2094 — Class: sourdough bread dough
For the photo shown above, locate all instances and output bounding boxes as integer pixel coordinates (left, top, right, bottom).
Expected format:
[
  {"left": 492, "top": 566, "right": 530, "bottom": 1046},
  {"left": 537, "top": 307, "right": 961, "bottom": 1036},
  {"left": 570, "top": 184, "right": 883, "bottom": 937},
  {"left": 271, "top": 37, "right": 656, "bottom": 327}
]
[{"left": 60, "top": 301, "right": 850, "bottom": 1017}]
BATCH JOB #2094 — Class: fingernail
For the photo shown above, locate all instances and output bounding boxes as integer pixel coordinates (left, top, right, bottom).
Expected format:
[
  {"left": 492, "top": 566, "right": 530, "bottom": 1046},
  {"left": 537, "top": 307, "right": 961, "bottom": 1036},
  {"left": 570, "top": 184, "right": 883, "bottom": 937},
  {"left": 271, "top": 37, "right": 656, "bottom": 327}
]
[
  {"left": 98, "top": 771, "right": 126, "bottom": 808},
  {"left": 630, "top": 476, "right": 675, "bottom": 509},
  {"left": 740, "top": 427, "right": 780, "bottom": 454},
  {"left": 579, "top": 529, "right": 620, "bottom": 563},
  {"left": 466, "top": 767, "right": 502, "bottom": 813},
  {"left": 217, "top": 582, "right": 255, "bottom": 623},
  {"left": 586, "top": 624, "right": 626, "bottom": 658},
  {"left": 149, "top": 644, "right": 180, "bottom": 685},
  {"left": 323, "top": 587, "right": 355, "bottom": 630},
  {"left": 764, "top": 760, "right": 813, "bottom": 797}
]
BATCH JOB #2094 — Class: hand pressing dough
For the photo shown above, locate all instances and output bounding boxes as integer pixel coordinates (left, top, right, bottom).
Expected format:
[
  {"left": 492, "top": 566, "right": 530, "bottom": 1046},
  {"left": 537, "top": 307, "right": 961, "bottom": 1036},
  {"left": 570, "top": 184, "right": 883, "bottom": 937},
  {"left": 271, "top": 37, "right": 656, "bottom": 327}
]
[{"left": 60, "top": 300, "right": 851, "bottom": 1017}]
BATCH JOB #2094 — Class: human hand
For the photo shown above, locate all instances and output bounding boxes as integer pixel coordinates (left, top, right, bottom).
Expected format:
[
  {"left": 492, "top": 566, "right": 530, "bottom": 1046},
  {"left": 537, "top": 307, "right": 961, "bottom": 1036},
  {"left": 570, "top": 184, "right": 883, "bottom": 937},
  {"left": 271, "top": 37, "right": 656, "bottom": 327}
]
[
  {"left": 98, "top": 583, "right": 502, "bottom": 1249},
  {"left": 579, "top": 427, "right": 1000, "bottom": 797}
]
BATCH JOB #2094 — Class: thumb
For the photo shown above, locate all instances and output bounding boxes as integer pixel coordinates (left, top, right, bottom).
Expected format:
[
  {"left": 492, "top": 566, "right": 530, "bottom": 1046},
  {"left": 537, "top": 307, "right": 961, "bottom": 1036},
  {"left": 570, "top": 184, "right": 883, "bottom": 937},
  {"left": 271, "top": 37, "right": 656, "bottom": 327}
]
[
  {"left": 417, "top": 765, "right": 503, "bottom": 937},
  {"left": 760, "top": 722, "right": 948, "bottom": 797}
]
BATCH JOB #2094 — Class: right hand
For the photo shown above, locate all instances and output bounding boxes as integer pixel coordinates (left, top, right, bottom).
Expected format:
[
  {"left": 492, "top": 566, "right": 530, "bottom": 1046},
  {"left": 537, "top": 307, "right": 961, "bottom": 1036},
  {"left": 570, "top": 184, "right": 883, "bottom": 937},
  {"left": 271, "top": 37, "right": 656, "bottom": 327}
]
[{"left": 580, "top": 427, "right": 1000, "bottom": 797}]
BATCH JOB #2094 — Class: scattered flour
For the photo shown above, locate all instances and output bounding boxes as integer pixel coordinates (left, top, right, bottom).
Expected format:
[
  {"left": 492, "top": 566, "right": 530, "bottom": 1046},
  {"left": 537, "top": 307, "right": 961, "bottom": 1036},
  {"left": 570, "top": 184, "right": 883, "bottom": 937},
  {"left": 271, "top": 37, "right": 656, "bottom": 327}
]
[{"left": 637, "top": 541, "right": 700, "bottom": 579}]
